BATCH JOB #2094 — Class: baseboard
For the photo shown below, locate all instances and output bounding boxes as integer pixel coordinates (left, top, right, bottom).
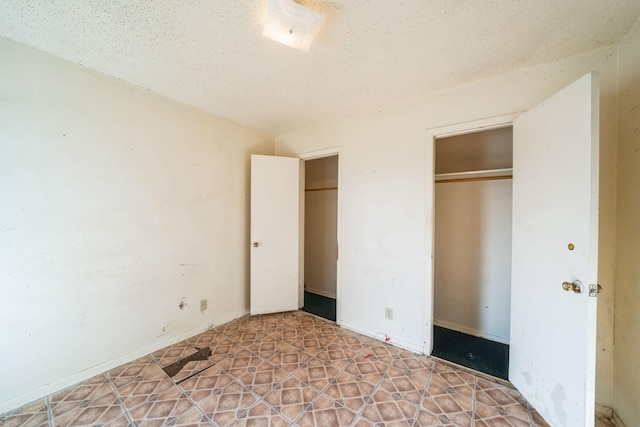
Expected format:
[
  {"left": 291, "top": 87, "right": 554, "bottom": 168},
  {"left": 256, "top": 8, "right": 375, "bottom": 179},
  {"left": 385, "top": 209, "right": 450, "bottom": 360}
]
[
  {"left": 612, "top": 410, "right": 627, "bottom": 427},
  {"left": 595, "top": 404, "right": 627, "bottom": 427},
  {"left": 0, "top": 309, "right": 248, "bottom": 415},
  {"left": 304, "top": 287, "right": 336, "bottom": 299},
  {"left": 595, "top": 404, "right": 613, "bottom": 419},
  {"left": 431, "top": 356, "right": 512, "bottom": 387},
  {"left": 338, "top": 322, "right": 424, "bottom": 354},
  {"left": 433, "top": 319, "right": 509, "bottom": 345}
]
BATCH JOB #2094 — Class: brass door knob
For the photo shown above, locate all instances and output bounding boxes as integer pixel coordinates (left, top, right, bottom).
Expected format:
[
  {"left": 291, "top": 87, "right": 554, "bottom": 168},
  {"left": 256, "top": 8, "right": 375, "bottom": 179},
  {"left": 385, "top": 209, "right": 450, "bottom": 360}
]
[
  {"left": 253, "top": 242, "right": 259, "bottom": 248},
  {"left": 562, "top": 280, "right": 583, "bottom": 293}
]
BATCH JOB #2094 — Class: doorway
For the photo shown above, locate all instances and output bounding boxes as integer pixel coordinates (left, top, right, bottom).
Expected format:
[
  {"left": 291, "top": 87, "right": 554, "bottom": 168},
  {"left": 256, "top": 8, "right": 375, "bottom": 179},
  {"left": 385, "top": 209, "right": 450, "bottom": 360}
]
[
  {"left": 301, "top": 155, "right": 339, "bottom": 321},
  {"left": 432, "top": 126, "right": 513, "bottom": 379}
]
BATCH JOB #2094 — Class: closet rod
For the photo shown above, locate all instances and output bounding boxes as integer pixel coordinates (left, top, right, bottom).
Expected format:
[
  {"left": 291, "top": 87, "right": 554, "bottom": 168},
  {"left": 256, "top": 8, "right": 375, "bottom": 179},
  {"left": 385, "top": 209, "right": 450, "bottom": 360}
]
[
  {"left": 305, "top": 186, "right": 338, "bottom": 192},
  {"left": 436, "top": 175, "right": 512, "bottom": 184}
]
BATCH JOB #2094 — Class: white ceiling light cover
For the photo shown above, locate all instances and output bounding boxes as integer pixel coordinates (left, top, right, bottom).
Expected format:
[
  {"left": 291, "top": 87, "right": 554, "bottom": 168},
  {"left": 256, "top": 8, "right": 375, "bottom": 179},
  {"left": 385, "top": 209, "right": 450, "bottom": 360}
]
[{"left": 262, "top": 0, "right": 324, "bottom": 51}]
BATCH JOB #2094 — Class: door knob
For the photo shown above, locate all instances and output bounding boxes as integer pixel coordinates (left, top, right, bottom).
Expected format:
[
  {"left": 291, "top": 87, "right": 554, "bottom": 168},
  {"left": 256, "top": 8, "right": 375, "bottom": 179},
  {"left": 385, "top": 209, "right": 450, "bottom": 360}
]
[
  {"left": 253, "top": 242, "right": 259, "bottom": 248},
  {"left": 562, "top": 280, "right": 583, "bottom": 293}
]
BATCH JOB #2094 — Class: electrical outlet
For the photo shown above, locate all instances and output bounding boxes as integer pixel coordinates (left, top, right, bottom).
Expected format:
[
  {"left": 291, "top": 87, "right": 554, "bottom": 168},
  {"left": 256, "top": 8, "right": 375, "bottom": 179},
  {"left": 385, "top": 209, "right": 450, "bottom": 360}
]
[
  {"left": 200, "top": 299, "right": 207, "bottom": 311},
  {"left": 385, "top": 307, "right": 393, "bottom": 320}
]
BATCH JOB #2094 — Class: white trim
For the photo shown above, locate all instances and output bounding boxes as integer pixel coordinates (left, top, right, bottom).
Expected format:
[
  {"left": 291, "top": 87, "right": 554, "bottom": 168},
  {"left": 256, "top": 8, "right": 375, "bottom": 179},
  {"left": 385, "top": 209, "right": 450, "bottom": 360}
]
[
  {"left": 298, "top": 159, "right": 305, "bottom": 309},
  {"left": 304, "top": 287, "right": 337, "bottom": 299},
  {"left": 339, "top": 322, "right": 425, "bottom": 354},
  {"left": 0, "top": 310, "right": 248, "bottom": 414},
  {"left": 298, "top": 147, "right": 342, "bottom": 161},
  {"left": 433, "top": 319, "right": 510, "bottom": 345},
  {"left": 299, "top": 147, "right": 343, "bottom": 326},
  {"left": 424, "top": 113, "right": 520, "bottom": 356},
  {"left": 426, "top": 114, "right": 521, "bottom": 140}
]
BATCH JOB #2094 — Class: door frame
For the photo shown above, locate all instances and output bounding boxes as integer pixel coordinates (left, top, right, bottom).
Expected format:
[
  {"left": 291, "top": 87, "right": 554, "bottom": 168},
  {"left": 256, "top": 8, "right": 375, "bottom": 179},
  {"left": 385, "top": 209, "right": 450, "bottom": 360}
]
[
  {"left": 299, "top": 147, "right": 343, "bottom": 325},
  {"left": 424, "top": 113, "right": 520, "bottom": 355}
]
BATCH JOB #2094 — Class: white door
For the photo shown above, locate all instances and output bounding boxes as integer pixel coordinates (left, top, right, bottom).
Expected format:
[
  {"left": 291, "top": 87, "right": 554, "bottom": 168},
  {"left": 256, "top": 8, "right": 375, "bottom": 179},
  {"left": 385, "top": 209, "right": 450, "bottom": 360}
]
[
  {"left": 250, "top": 155, "right": 301, "bottom": 315},
  {"left": 510, "top": 72, "right": 599, "bottom": 427}
]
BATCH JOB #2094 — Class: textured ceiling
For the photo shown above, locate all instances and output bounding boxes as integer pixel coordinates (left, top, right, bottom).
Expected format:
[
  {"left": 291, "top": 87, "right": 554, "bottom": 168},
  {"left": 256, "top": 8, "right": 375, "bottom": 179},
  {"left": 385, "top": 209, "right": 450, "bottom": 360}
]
[{"left": 1, "top": 1, "right": 639, "bottom": 135}]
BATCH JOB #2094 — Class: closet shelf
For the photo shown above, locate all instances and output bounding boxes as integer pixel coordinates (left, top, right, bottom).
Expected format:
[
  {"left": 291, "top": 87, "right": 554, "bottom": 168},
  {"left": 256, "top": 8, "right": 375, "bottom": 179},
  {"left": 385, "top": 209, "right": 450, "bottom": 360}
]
[
  {"left": 305, "top": 186, "right": 338, "bottom": 192},
  {"left": 435, "top": 168, "right": 513, "bottom": 183}
]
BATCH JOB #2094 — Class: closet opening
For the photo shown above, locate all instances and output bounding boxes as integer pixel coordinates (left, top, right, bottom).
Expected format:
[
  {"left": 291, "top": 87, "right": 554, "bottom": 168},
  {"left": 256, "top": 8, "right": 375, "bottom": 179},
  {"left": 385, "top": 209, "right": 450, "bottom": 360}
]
[
  {"left": 301, "top": 155, "right": 338, "bottom": 322},
  {"left": 432, "top": 126, "right": 513, "bottom": 379}
]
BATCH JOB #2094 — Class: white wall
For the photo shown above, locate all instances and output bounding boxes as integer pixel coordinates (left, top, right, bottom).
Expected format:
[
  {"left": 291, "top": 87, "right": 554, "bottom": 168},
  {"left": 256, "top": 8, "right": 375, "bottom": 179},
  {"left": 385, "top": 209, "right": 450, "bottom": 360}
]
[
  {"left": 304, "top": 156, "right": 338, "bottom": 298},
  {"left": 614, "top": 18, "right": 640, "bottom": 427},
  {"left": 276, "top": 46, "right": 618, "bottom": 404},
  {"left": 0, "top": 37, "right": 273, "bottom": 413},
  {"left": 434, "top": 179, "right": 512, "bottom": 343}
]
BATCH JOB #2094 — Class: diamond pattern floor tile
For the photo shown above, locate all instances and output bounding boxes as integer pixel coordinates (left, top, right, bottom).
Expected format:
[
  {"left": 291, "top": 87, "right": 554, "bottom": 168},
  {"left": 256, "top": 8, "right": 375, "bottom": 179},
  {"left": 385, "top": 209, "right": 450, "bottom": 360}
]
[
  {"left": 429, "top": 362, "right": 476, "bottom": 398},
  {"left": 475, "top": 377, "right": 533, "bottom": 426},
  {"left": 49, "top": 374, "right": 126, "bottom": 427},
  {"left": 392, "top": 350, "right": 435, "bottom": 380},
  {"left": 161, "top": 406, "right": 213, "bottom": 426},
  {"left": 319, "top": 371, "right": 376, "bottom": 413},
  {"left": 108, "top": 357, "right": 175, "bottom": 411},
  {"left": 225, "top": 329, "right": 277, "bottom": 348},
  {"left": 293, "top": 394, "right": 357, "bottom": 427},
  {"left": 127, "top": 387, "right": 195, "bottom": 427},
  {"left": 0, "top": 399, "right": 49, "bottom": 427},
  {"left": 287, "top": 334, "right": 331, "bottom": 355},
  {"left": 225, "top": 402, "right": 289, "bottom": 427},
  {"left": 197, "top": 380, "right": 258, "bottom": 427},
  {"left": 186, "top": 330, "right": 233, "bottom": 350},
  {"left": 530, "top": 410, "right": 551, "bottom": 427},
  {"left": 232, "top": 361, "right": 288, "bottom": 398},
  {"left": 101, "top": 413, "right": 135, "bottom": 427},
  {"left": 417, "top": 371, "right": 475, "bottom": 427},
  {"left": 266, "top": 344, "right": 313, "bottom": 373},
  {"left": 50, "top": 374, "right": 111, "bottom": 408},
  {"left": 151, "top": 342, "right": 199, "bottom": 368},
  {"left": 171, "top": 359, "right": 215, "bottom": 384},
  {"left": 245, "top": 339, "right": 292, "bottom": 360},
  {"left": 263, "top": 377, "right": 318, "bottom": 422},
  {"left": 377, "top": 366, "right": 429, "bottom": 406},
  {"left": 314, "top": 345, "right": 359, "bottom": 370},
  {"left": 343, "top": 351, "right": 393, "bottom": 386},
  {"left": 178, "top": 365, "right": 235, "bottom": 403},
  {"left": 359, "top": 388, "right": 417, "bottom": 426},
  {"left": 291, "top": 357, "right": 340, "bottom": 392},
  {"left": 4, "top": 311, "right": 582, "bottom": 427}
]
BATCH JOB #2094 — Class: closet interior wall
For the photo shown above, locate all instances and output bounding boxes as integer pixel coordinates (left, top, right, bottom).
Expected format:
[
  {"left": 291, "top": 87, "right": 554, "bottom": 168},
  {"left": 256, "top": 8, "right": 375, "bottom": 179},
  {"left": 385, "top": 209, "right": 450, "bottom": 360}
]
[
  {"left": 434, "top": 127, "right": 514, "bottom": 344},
  {"left": 304, "top": 156, "right": 338, "bottom": 299}
]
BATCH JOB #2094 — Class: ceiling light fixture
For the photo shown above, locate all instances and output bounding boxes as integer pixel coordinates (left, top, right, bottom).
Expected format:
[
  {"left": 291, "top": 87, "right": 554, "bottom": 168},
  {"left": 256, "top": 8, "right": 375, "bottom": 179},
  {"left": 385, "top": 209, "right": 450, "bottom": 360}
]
[{"left": 262, "top": 0, "right": 324, "bottom": 52}]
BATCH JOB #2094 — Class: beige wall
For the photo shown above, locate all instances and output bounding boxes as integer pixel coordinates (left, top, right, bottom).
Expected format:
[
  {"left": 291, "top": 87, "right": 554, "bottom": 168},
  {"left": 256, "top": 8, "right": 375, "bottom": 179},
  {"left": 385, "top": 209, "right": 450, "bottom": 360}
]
[
  {"left": 0, "top": 37, "right": 273, "bottom": 413},
  {"left": 614, "top": 18, "right": 640, "bottom": 426},
  {"left": 276, "top": 46, "right": 619, "bottom": 406}
]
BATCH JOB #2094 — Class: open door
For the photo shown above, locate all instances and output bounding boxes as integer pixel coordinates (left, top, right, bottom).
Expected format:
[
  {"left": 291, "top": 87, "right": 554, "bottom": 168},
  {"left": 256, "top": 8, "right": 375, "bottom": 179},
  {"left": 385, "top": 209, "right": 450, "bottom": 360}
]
[
  {"left": 250, "top": 155, "right": 301, "bottom": 315},
  {"left": 510, "top": 72, "right": 599, "bottom": 427}
]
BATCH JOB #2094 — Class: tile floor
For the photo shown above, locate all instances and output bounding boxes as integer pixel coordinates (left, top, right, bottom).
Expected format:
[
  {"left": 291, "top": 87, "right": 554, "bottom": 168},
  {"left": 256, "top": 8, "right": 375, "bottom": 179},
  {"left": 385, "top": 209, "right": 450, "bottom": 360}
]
[{"left": 0, "top": 311, "right": 607, "bottom": 427}]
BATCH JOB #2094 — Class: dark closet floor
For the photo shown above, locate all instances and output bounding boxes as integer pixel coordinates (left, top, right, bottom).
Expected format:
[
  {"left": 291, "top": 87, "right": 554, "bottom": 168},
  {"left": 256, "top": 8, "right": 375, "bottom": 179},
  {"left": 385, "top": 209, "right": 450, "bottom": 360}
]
[
  {"left": 432, "top": 326, "right": 509, "bottom": 380},
  {"left": 301, "top": 290, "right": 336, "bottom": 321}
]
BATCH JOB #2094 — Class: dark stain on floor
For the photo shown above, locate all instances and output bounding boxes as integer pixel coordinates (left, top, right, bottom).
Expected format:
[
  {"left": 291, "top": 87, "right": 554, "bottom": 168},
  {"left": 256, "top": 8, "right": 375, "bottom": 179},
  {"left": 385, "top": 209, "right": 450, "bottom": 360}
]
[{"left": 162, "top": 347, "right": 212, "bottom": 378}]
